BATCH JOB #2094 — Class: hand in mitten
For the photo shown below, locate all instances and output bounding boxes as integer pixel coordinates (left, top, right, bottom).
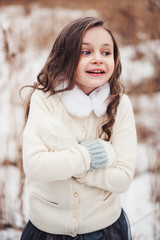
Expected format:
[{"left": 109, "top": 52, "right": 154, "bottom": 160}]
[
  {"left": 81, "top": 139, "right": 115, "bottom": 170},
  {"left": 38, "top": 116, "right": 77, "bottom": 150}
]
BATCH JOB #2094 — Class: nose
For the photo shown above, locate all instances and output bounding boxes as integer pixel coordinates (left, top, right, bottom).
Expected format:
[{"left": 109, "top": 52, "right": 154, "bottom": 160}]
[{"left": 91, "top": 52, "right": 103, "bottom": 65}]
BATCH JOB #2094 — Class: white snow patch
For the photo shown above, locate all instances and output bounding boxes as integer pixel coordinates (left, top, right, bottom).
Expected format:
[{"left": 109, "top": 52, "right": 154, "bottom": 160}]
[
  {"left": 120, "top": 40, "right": 160, "bottom": 86},
  {"left": 122, "top": 173, "right": 156, "bottom": 239},
  {"left": 0, "top": 229, "right": 21, "bottom": 240}
]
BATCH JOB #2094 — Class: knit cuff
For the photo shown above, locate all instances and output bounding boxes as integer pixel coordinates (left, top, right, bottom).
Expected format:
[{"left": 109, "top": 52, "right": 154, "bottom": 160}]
[
  {"left": 81, "top": 139, "right": 107, "bottom": 170},
  {"left": 98, "top": 139, "right": 116, "bottom": 167}
]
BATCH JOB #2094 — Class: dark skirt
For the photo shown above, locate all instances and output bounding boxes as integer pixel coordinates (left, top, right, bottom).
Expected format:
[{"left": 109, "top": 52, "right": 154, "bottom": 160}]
[{"left": 20, "top": 209, "right": 132, "bottom": 240}]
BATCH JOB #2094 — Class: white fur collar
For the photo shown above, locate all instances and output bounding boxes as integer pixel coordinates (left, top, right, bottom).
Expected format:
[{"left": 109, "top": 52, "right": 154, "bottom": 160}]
[{"left": 56, "top": 82, "right": 110, "bottom": 118}]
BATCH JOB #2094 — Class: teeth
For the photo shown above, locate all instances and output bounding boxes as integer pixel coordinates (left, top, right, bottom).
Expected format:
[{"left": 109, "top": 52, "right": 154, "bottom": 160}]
[
  {"left": 91, "top": 70, "right": 102, "bottom": 73},
  {"left": 87, "top": 70, "right": 104, "bottom": 74}
]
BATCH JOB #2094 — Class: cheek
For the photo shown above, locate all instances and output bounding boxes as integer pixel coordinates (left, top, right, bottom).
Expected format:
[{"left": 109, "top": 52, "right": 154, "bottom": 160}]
[
  {"left": 75, "top": 60, "right": 83, "bottom": 74},
  {"left": 75, "top": 60, "right": 87, "bottom": 78},
  {"left": 108, "top": 59, "right": 115, "bottom": 74},
  {"left": 75, "top": 65, "right": 82, "bottom": 81},
  {"left": 78, "top": 59, "right": 86, "bottom": 70}
]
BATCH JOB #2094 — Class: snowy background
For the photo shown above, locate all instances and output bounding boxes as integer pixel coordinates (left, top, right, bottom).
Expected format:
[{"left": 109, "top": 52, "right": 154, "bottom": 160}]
[{"left": 0, "top": 2, "right": 160, "bottom": 240}]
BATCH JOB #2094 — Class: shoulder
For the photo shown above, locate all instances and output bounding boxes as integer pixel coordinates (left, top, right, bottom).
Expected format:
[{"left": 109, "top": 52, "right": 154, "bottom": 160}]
[
  {"left": 115, "top": 93, "right": 135, "bottom": 125},
  {"left": 31, "top": 89, "right": 50, "bottom": 102},
  {"left": 30, "top": 89, "right": 59, "bottom": 108},
  {"left": 117, "top": 93, "right": 134, "bottom": 115},
  {"left": 111, "top": 94, "right": 137, "bottom": 142},
  {"left": 119, "top": 93, "right": 132, "bottom": 108},
  {"left": 27, "top": 89, "right": 61, "bottom": 119}
]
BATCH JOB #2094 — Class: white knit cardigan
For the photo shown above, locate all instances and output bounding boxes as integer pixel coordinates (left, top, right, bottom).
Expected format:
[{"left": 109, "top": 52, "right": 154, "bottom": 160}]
[{"left": 23, "top": 85, "right": 137, "bottom": 237}]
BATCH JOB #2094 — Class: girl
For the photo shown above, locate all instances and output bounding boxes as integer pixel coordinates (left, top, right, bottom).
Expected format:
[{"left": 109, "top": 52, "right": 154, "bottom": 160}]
[{"left": 20, "top": 17, "right": 137, "bottom": 240}]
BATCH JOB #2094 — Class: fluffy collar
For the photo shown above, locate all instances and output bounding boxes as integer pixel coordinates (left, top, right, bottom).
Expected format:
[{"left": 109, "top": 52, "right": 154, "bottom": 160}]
[{"left": 56, "top": 82, "right": 110, "bottom": 118}]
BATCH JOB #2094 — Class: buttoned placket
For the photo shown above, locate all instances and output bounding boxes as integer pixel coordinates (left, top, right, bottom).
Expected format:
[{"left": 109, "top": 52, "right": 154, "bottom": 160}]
[
  {"left": 82, "top": 126, "right": 86, "bottom": 133},
  {"left": 70, "top": 120, "right": 88, "bottom": 236},
  {"left": 80, "top": 118, "right": 91, "bottom": 142},
  {"left": 69, "top": 116, "right": 95, "bottom": 236},
  {"left": 68, "top": 180, "right": 80, "bottom": 237}
]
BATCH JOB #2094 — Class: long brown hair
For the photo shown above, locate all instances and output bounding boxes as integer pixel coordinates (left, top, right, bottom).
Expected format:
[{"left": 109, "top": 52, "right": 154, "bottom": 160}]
[{"left": 22, "top": 17, "right": 124, "bottom": 141}]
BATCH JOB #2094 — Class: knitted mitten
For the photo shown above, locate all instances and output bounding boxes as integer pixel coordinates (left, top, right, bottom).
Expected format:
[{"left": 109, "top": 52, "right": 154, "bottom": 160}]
[
  {"left": 38, "top": 116, "right": 77, "bottom": 150},
  {"left": 81, "top": 139, "right": 108, "bottom": 170}
]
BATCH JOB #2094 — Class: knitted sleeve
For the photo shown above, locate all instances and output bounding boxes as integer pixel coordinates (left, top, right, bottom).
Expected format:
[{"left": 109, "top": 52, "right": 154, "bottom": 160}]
[
  {"left": 23, "top": 90, "right": 91, "bottom": 182},
  {"left": 76, "top": 95, "right": 137, "bottom": 193}
]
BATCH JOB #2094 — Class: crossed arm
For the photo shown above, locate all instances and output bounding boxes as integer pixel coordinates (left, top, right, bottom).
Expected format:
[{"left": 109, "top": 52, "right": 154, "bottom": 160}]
[{"left": 23, "top": 91, "right": 137, "bottom": 193}]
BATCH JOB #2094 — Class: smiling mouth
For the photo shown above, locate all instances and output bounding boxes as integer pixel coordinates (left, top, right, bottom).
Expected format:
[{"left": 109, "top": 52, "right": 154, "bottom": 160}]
[{"left": 86, "top": 70, "right": 105, "bottom": 74}]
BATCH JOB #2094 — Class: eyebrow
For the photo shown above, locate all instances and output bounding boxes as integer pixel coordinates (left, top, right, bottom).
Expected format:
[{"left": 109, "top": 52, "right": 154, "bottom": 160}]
[{"left": 82, "top": 42, "right": 112, "bottom": 47}]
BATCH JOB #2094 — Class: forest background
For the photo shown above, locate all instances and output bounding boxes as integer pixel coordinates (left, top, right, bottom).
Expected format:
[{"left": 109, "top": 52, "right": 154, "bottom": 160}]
[{"left": 0, "top": 0, "right": 160, "bottom": 239}]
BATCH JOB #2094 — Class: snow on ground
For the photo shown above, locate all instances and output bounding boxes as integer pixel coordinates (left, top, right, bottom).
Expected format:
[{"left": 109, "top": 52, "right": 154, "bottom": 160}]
[
  {"left": 0, "top": 166, "right": 23, "bottom": 227},
  {"left": 0, "top": 228, "right": 21, "bottom": 240},
  {"left": 122, "top": 173, "right": 156, "bottom": 239},
  {"left": 123, "top": 139, "right": 159, "bottom": 239},
  {"left": 0, "top": 4, "right": 160, "bottom": 240}
]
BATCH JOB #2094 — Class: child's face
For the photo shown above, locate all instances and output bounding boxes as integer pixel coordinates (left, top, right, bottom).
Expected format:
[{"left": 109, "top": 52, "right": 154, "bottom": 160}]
[{"left": 75, "top": 26, "right": 114, "bottom": 94}]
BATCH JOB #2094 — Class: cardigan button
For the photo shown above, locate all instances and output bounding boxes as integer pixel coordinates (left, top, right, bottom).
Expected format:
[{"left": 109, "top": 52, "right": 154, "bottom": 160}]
[
  {"left": 73, "top": 213, "right": 78, "bottom": 218},
  {"left": 82, "top": 126, "right": 86, "bottom": 132},
  {"left": 71, "top": 232, "right": 77, "bottom": 237},
  {"left": 74, "top": 192, "right": 78, "bottom": 198}
]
